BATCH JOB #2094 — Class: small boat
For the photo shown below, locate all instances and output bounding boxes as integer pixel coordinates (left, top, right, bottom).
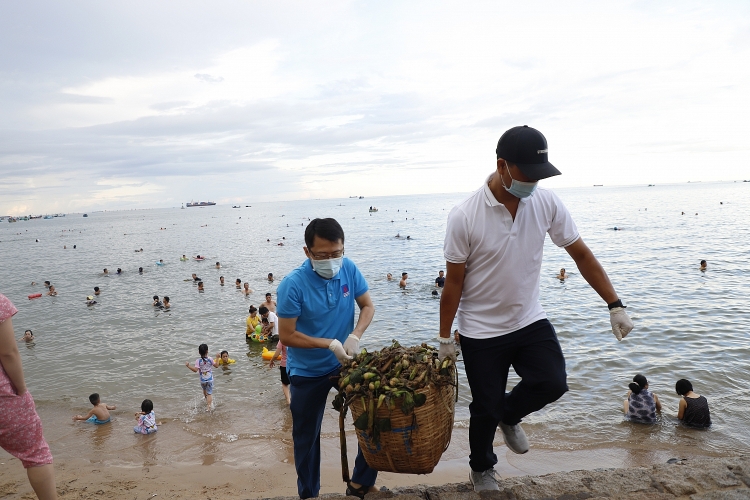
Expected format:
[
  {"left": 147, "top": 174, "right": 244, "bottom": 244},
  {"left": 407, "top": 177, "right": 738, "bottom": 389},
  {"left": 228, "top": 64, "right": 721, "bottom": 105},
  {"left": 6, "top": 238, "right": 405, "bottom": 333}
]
[
  {"left": 8, "top": 217, "right": 17, "bottom": 223},
  {"left": 368, "top": 206, "right": 378, "bottom": 212},
  {"left": 232, "top": 205, "right": 240, "bottom": 209},
  {"left": 43, "top": 215, "right": 53, "bottom": 219},
  {"left": 186, "top": 201, "right": 216, "bottom": 207},
  {"left": 83, "top": 214, "right": 88, "bottom": 217}
]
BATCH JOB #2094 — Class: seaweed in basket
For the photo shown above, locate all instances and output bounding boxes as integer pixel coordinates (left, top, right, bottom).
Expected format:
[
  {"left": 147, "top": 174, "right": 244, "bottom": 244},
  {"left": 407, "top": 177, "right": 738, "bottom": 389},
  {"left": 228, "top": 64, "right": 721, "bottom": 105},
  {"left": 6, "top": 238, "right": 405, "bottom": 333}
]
[{"left": 332, "top": 340, "right": 456, "bottom": 445}]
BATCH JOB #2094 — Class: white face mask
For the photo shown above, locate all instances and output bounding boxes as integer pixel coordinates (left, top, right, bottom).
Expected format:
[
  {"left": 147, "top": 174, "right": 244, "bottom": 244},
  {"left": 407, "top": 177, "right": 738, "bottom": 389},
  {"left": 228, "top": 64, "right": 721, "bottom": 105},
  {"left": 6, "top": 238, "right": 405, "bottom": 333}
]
[
  {"left": 501, "top": 164, "right": 538, "bottom": 198},
  {"left": 310, "top": 256, "right": 343, "bottom": 279}
]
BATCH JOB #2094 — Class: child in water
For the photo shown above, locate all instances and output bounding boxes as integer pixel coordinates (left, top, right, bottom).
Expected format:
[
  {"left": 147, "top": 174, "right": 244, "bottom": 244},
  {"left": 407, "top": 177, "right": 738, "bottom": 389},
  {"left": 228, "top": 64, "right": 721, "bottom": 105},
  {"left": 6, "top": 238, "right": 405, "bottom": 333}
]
[
  {"left": 260, "top": 317, "right": 272, "bottom": 341},
  {"left": 214, "top": 350, "right": 236, "bottom": 366},
  {"left": 19, "top": 329, "right": 34, "bottom": 342},
  {"left": 186, "top": 344, "right": 214, "bottom": 411},
  {"left": 676, "top": 379, "right": 711, "bottom": 428},
  {"left": 268, "top": 340, "right": 290, "bottom": 405},
  {"left": 623, "top": 374, "right": 661, "bottom": 424},
  {"left": 134, "top": 399, "right": 157, "bottom": 434},
  {"left": 72, "top": 393, "right": 116, "bottom": 424}
]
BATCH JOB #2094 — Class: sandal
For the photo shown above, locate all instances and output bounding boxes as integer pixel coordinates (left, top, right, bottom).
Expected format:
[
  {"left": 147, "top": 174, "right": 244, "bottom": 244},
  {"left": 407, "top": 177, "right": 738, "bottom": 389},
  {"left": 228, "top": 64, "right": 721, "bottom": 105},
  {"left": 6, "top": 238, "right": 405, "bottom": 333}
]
[{"left": 345, "top": 481, "right": 369, "bottom": 499}]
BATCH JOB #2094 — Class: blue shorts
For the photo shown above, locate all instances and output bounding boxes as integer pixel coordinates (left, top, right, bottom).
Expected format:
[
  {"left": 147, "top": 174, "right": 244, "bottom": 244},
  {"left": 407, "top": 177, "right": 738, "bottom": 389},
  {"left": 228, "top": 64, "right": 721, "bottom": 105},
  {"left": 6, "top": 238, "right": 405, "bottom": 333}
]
[
  {"left": 86, "top": 415, "right": 110, "bottom": 425},
  {"left": 201, "top": 381, "right": 213, "bottom": 395}
]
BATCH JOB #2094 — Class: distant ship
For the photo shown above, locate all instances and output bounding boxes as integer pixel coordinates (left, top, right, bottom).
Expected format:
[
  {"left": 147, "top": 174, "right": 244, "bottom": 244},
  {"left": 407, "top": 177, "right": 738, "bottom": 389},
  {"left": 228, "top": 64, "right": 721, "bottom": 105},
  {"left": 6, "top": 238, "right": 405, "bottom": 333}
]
[{"left": 186, "top": 201, "right": 216, "bottom": 207}]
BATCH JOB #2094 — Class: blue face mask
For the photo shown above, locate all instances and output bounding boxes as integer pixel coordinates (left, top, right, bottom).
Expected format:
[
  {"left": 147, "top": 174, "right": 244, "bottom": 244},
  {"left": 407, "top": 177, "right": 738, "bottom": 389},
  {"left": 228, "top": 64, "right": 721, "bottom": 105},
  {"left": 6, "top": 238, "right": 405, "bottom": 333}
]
[
  {"left": 310, "top": 256, "right": 343, "bottom": 279},
  {"left": 501, "top": 165, "right": 538, "bottom": 198}
]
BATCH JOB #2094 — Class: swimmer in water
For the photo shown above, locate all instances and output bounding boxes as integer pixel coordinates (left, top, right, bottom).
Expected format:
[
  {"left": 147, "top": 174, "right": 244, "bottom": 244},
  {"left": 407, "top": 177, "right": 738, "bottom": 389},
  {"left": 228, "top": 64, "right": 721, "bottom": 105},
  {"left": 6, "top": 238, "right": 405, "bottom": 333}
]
[
  {"left": 198, "top": 282, "right": 204, "bottom": 292},
  {"left": 19, "top": 330, "right": 34, "bottom": 342},
  {"left": 243, "top": 282, "right": 252, "bottom": 296},
  {"left": 699, "top": 260, "right": 707, "bottom": 271},
  {"left": 158, "top": 259, "right": 164, "bottom": 265},
  {"left": 214, "top": 350, "right": 235, "bottom": 367},
  {"left": 47, "top": 285, "right": 57, "bottom": 296},
  {"left": 44, "top": 281, "right": 50, "bottom": 289},
  {"left": 85, "top": 296, "right": 97, "bottom": 306},
  {"left": 399, "top": 272, "right": 408, "bottom": 289},
  {"left": 267, "top": 273, "right": 274, "bottom": 282},
  {"left": 117, "top": 268, "right": 122, "bottom": 275},
  {"left": 220, "top": 276, "right": 225, "bottom": 286},
  {"left": 236, "top": 278, "right": 242, "bottom": 289},
  {"left": 153, "top": 295, "right": 162, "bottom": 307},
  {"left": 94, "top": 286, "right": 100, "bottom": 296},
  {"left": 103, "top": 268, "right": 109, "bottom": 275},
  {"left": 215, "top": 262, "right": 221, "bottom": 269},
  {"left": 181, "top": 254, "right": 188, "bottom": 261},
  {"left": 192, "top": 273, "right": 200, "bottom": 282},
  {"left": 454, "top": 329, "right": 460, "bottom": 344},
  {"left": 163, "top": 296, "right": 170, "bottom": 309},
  {"left": 139, "top": 267, "right": 143, "bottom": 274},
  {"left": 387, "top": 273, "right": 393, "bottom": 281},
  {"left": 556, "top": 268, "right": 567, "bottom": 280},
  {"left": 262, "top": 292, "right": 276, "bottom": 312}
]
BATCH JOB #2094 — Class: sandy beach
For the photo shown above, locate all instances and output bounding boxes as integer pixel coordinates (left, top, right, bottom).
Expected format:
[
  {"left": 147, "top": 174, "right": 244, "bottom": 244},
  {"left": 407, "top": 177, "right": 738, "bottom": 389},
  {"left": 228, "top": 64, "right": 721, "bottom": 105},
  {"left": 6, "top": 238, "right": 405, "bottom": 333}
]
[{"left": 1, "top": 423, "right": 725, "bottom": 499}]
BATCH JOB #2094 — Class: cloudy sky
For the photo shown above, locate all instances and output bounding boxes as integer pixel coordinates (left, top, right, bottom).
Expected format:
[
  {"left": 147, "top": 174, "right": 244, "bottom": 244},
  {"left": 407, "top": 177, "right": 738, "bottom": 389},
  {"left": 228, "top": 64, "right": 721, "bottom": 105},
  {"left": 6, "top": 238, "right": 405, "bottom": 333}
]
[{"left": 2, "top": 1, "right": 749, "bottom": 215}]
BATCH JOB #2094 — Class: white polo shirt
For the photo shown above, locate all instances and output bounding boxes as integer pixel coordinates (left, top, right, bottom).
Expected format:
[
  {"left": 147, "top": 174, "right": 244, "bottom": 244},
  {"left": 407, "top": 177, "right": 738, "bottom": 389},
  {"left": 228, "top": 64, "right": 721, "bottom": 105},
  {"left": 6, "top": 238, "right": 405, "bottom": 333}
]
[{"left": 444, "top": 175, "right": 579, "bottom": 339}]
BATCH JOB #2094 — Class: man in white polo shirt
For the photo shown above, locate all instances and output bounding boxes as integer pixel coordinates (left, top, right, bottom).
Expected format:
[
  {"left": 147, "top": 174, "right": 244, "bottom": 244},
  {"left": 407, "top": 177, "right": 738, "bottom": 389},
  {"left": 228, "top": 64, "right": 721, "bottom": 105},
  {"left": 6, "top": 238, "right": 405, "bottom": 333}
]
[{"left": 438, "top": 125, "right": 633, "bottom": 492}]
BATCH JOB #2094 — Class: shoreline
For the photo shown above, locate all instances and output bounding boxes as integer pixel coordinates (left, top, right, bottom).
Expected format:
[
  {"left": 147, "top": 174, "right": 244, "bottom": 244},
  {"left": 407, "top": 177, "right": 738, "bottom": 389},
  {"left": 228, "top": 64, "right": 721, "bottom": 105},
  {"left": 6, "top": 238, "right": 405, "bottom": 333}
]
[{"left": 1, "top": 426, "right": 729, "bottom": 499}]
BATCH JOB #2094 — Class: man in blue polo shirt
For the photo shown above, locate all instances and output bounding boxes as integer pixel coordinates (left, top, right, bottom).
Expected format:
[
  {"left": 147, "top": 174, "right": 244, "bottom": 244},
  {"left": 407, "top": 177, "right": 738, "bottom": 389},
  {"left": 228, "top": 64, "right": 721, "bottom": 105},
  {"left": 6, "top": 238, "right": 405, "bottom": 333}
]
[{"left": 277, "top": 218, "right": 378, "bottom": 499}]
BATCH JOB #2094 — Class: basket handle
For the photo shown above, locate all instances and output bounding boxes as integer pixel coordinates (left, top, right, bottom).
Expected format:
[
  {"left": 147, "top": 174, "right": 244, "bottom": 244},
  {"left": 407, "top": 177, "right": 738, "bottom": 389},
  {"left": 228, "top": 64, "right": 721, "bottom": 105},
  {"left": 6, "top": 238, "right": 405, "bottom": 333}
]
[{"left": 339, "top": 407, "right": 351, "bottom": 484}]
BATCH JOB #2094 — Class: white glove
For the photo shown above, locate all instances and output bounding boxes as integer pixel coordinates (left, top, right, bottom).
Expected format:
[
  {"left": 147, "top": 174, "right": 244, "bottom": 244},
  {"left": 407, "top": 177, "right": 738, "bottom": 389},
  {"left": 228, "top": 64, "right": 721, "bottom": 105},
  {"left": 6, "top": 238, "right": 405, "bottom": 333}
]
[
  {"left": 329, "top": 339, "right": 352, "bottom": 363},
  {"left": 343, "top": 334, "right": 360, "bottom": 357},
  {"left": 437, "top": 336, "right": 456, "bottom": 361},
  {"left": 609, "top": 307, "right": 633, "bottom": 341}
]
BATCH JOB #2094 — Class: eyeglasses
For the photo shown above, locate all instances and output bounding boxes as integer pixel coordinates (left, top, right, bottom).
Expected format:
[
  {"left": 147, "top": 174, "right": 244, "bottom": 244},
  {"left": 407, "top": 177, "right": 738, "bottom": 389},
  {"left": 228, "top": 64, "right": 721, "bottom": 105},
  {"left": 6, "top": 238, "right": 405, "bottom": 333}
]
[{"left": 309, "top": 249, "right": 344, "bottom": 260}]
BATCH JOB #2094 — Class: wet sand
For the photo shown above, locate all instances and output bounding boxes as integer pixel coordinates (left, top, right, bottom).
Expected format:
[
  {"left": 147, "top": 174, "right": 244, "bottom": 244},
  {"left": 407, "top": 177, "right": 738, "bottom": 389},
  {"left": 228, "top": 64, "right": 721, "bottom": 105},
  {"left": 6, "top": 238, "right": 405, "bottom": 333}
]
[{"left": 1, "top": 423, "right": 724, "bottom": 499}]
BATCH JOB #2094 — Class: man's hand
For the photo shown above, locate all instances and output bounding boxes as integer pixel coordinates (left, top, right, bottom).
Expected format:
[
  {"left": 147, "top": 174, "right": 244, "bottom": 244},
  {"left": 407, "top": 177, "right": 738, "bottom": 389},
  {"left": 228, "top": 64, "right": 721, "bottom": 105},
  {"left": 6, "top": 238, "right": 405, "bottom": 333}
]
[
  {"left": 328, "top": 339, "right": 352, "bottom": 363},
  {"left": 437, "top": 336, "right": 456, "bottom": 361},
  {"left": 609, "top": 307, "right": 633, "bottom": 341},
  {"left": 343, "top": 334, "right": 360, "bottom": 357}
]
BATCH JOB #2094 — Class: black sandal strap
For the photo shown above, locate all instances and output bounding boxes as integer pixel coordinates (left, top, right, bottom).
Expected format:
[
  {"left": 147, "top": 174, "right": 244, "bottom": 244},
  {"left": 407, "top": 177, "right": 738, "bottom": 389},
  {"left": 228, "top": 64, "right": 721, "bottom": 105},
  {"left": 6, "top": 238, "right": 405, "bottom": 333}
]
[{"left": 345, "top": 481, "right": 368, "bottom": 499}]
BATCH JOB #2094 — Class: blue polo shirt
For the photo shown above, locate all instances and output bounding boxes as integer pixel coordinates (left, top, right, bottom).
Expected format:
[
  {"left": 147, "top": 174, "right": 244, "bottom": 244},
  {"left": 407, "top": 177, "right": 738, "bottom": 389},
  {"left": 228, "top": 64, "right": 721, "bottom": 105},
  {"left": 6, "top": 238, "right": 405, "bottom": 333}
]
[{"left": 276, "top": 257, "right": 368, "bottom": 378}]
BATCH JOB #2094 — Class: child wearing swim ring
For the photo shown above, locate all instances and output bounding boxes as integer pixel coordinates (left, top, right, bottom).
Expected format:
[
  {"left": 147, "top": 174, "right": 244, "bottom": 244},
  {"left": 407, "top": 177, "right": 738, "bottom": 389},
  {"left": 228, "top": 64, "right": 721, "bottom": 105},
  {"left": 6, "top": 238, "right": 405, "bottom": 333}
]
[
  {"left": 186, "top": 344, "right": 214, "bottom": 411},
  {"left": 134, "top": 399, "right": 157, "bottom": 434},
  {"left": 72, "top": 393, "right": 115, "bottom": 424},
  {"left": 676, "top": 379, "right": 711, "bottom": 428},
  {"left": 623, "top": 374, "right": 661, "bottom": 424}
]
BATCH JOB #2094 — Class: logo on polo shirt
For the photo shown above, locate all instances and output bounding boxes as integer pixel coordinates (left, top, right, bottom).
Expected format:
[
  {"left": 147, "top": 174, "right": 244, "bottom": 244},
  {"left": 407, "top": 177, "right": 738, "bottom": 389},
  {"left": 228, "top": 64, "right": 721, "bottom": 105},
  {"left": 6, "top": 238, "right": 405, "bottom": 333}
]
[
  {"left": 537, "top": 149, "right": 548, "bottom": 154},
  {"left": 341, "top": 284, "right": 350, "bottom": 297}
]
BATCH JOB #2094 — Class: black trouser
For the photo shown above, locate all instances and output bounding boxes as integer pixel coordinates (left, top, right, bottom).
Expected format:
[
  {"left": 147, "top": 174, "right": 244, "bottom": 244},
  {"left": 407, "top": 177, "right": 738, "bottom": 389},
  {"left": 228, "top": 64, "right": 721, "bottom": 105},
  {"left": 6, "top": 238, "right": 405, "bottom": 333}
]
[{"left": 461, "top": 319, "right": 568, "bottom": 472}]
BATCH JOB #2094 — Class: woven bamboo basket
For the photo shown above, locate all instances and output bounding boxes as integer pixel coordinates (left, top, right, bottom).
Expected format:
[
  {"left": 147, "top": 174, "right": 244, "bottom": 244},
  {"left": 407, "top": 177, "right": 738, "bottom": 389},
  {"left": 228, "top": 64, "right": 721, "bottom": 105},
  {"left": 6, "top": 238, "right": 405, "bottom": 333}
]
[{"left": 348, "top": 381, "right": 455, "bottom": 474}]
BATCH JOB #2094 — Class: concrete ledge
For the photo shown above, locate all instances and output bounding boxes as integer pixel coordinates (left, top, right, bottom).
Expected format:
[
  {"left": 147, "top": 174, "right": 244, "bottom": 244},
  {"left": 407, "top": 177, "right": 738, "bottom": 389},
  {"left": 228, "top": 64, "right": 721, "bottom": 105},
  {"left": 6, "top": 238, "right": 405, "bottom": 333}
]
[{"left": 268, "top": 455, "right": 750, "bottom": 500}]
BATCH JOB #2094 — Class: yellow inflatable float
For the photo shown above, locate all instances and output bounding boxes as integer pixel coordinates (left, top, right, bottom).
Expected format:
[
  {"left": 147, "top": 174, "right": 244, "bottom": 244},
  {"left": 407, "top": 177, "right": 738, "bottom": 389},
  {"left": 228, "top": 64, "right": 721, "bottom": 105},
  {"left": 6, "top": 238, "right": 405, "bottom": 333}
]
[{"left": 262, "top": 347, "right": 281, "bottom": 361}]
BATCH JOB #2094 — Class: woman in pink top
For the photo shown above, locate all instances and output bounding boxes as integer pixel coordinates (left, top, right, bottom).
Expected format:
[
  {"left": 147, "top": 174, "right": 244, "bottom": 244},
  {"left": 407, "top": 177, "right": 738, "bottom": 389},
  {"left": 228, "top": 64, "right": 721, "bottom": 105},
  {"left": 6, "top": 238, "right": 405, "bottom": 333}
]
[
  {"left": 268, "top": 340, "right": 290, "bottom": 405},
  {"left": 0, "top": 293, "right": 57, "bottom": 499}
]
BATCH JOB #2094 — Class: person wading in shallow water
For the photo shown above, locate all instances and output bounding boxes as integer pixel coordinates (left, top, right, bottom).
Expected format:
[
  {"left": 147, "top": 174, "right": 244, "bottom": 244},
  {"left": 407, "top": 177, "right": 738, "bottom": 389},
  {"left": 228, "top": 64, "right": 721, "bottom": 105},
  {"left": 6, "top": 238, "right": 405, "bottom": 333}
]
[{"left": 438, "top": 125, "right": 634, "bottom": 492}]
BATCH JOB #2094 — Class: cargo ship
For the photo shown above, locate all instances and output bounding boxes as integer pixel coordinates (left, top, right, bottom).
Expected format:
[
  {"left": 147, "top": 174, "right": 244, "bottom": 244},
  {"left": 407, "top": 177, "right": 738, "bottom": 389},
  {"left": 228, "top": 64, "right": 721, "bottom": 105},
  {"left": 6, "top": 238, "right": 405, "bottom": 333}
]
[{"left": 186, "top": 201, "right": 216, "bottom": 207}]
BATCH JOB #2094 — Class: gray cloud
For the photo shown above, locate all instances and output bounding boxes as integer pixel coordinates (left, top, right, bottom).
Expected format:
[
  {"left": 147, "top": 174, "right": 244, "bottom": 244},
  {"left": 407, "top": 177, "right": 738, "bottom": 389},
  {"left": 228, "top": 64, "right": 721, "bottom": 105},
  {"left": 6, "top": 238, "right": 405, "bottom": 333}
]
[{"left": 194, "top": 73, "right": 224, "bottom": 83}]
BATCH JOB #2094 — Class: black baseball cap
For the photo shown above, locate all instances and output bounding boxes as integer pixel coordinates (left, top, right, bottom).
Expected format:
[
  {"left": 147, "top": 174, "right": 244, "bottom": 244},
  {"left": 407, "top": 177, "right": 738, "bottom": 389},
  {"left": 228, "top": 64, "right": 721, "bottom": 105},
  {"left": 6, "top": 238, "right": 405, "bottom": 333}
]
[{"left": 496, "top": 125, "right": 561, "bottom": 180}]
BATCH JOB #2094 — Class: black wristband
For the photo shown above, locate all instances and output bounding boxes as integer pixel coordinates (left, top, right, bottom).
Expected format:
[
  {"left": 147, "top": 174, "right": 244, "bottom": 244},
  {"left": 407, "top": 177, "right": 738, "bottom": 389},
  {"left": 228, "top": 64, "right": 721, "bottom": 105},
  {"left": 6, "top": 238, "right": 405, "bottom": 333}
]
[{"left": 608, "top": 299, "right": 625, "bottom": 310}]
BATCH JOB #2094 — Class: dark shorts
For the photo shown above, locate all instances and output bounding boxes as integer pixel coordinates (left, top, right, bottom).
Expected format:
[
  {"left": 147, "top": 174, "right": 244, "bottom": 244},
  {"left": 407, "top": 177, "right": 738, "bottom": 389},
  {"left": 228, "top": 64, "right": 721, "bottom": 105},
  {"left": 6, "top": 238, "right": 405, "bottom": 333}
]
[{"left": 279, "top": 366, "right": 290, "bottom": 386}]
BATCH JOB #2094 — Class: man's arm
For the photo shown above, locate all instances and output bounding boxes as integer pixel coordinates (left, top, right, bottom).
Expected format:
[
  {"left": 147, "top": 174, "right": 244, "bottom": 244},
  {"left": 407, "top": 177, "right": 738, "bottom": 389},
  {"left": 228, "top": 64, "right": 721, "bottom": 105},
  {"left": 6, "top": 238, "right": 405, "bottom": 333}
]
[
  {"left": 564, "top": 238, "right": 619, "bottom": 304},
  {"left": 351, "top": 292, "right": 374, "bottom": 339},
  {"left": 278, "top": 317, "right": 334, "bottom": 349},
  {"left": 439, "top": 261, "right": 465, "bottom": 338}
]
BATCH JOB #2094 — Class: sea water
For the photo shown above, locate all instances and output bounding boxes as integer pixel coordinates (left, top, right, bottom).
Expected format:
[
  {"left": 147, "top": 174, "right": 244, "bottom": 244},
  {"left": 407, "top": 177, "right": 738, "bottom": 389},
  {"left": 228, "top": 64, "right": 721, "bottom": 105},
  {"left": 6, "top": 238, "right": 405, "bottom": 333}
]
[{"left": 1, "top": 181, "right": 749, "bottom": 466}]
